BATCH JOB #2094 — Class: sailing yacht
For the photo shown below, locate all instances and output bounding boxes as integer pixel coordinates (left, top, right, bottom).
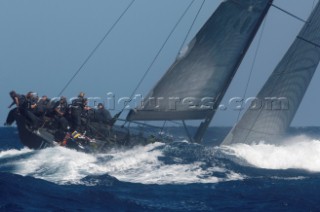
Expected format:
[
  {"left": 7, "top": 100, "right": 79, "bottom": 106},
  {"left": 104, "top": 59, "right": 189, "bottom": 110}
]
[
  {"left": 13, "top": 0, "right": 320, "bottom": 151},
  {"left": 13, "top": 0, "right": 273, "bottom": 151}
]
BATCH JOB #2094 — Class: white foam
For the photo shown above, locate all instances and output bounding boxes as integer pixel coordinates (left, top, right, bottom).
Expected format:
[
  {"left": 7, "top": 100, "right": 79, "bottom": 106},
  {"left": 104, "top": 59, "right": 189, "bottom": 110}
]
[
  {"left": 222, "top": 136, "right": 320, "bottom": 172},
  {"left": 95, "top": 143, "right": 234, "bottom": 185},
  {"left": 0, "top": 142, "right": 244, "bottom": 185},
  {"left": 10, "top": 147, "right": 103, "bottom": 184},
  {"left": 0, "top": 148, "right": 33, "bottom": 158}
]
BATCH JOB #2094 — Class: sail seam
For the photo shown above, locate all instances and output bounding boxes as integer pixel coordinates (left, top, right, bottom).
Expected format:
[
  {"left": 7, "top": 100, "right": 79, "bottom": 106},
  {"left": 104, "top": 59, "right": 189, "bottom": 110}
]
[
  {"left": 235, "top": 125, "right": 287, "bottom": 136},
  {"left": 297, "top": 36, "right": 320, "bottom": 48},
  {"left": 222, "top": 0, "right": 320, "bottom": 145}
]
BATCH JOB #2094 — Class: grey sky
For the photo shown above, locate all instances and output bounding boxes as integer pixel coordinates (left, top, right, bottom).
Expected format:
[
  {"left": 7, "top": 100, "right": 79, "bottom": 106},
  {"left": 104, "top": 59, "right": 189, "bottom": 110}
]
[{"left": 1, "top": 0, "right": 319, "bottom": 126}]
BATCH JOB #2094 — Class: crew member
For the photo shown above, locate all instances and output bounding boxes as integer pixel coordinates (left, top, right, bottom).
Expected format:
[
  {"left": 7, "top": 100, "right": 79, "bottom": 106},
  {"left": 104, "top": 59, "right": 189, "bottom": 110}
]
[
  {"left": 70, "top": 92, "right": 86, "bottom": 131},
  {"left": 94, "top": 103, "right": 112, "bottom": 137},
  {"left": 35, "top": 95, "right": 50, "bottom": 117},
  {"left": 53, "top": 96, "right": 69, "bottom": 131},
  {"left": 24, "top": 92, "right": 40, "bottom": 129},
  {"left": 4, "top": 91, "right": 26, "bottom": 126},
  {"left": 95, "top": 103, "right": 112, "bottom": 124}
]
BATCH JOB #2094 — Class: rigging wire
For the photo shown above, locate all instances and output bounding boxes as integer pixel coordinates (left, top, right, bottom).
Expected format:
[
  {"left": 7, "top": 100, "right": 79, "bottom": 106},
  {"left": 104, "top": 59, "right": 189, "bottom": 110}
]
[
  {"left": 58, "top": 0, "right": 136, "bottom": 96},
  {"left": 272, "top": 4, "right": 307, "bottom": 23},
  {"left": 236, "top": 18, "right": 268, "bottom": 123},
  {"left": 120, "top": 0, "right": 197, "bottom": 113},
  {"left": 166, "top": 0, "right": 206, "bottom": 129},
  {"left": 177, "top": 0, "right": 206, "bottom": 54},
  {"left": 119, "top": 0, "right": 205, "bottom": 129},
  {"left": 160, "top": 121, "right": 167, "bottom": 133}
]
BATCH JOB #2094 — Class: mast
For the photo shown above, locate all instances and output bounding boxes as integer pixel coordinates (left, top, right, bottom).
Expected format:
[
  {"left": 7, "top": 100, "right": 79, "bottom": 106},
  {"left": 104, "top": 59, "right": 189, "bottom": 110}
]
[
  {"left": 222, "top": 1, "right": 320, "bottom": 145},
  {"left": 127, "top": 0, "right": 274, "bottom": 142}
]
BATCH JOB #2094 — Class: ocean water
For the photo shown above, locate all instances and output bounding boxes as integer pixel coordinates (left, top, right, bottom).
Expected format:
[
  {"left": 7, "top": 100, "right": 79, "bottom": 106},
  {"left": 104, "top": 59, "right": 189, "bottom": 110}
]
[{"left": 1, "top": 127, "right": 320, "bottom": 211}]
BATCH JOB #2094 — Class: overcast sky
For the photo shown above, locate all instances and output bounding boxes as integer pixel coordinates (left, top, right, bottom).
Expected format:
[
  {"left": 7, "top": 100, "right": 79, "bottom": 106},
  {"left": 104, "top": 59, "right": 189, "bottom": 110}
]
[{"left": 1, "top": 0, "right": 319, "bottom": 127}]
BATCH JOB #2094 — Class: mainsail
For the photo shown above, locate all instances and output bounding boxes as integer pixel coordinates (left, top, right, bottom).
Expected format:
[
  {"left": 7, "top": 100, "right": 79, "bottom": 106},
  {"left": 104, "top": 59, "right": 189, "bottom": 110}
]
[
  {"left": 127, "top": 0, "right": 273, "bottom": 142},
  {"left": 222, "top": 1, "right": 320, "bottom": 145}
]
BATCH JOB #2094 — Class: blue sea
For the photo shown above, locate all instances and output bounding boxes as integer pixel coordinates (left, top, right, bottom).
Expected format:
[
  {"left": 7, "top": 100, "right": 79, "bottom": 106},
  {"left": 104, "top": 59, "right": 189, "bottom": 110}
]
[{"left": 1, "top": 127, "right": 320, "bottom": 211}]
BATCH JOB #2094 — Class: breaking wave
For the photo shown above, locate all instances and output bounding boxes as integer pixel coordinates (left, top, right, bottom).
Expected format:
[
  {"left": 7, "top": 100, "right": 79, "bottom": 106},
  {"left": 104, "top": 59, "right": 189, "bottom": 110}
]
[
  {"left": 221, "top": 135, "right": 320, "bottom": 172},
  {"left": 1, "top": 135, "right": 319, "bottom": 186},
  {"left": 0, "top": 141, "right": 243, "bottom": 185}
]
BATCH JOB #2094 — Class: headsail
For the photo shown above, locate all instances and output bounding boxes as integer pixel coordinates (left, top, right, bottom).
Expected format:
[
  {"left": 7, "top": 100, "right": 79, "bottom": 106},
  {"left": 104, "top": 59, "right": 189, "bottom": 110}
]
[
  {"left": 127, "top": 0, "right": 273, "bottom": 142},
  {"left": 222, "top": 2, "right": 320, "bottom": 145}
]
